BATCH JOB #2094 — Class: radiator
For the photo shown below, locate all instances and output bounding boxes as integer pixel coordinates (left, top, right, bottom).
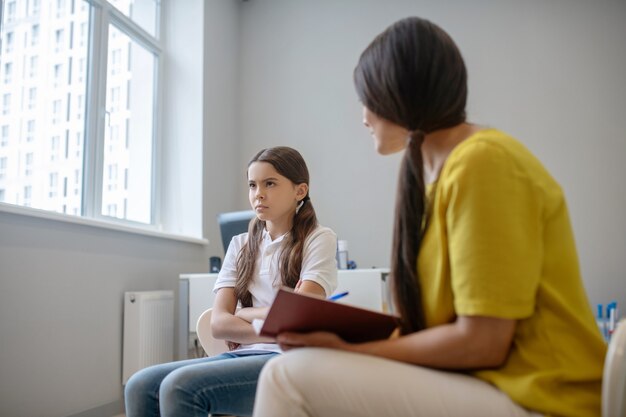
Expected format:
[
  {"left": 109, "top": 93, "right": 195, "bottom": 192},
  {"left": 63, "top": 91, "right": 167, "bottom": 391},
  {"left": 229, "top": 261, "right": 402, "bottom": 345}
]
[{"left": 122, "top": 290, "right": 174, "bottom": 385}]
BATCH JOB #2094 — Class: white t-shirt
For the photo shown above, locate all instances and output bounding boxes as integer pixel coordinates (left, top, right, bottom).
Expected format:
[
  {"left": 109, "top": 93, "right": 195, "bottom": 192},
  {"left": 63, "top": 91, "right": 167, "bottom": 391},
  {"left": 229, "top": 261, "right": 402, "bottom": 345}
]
[{"left": 213, "top": 224, "right": 338, "bottom": 353}]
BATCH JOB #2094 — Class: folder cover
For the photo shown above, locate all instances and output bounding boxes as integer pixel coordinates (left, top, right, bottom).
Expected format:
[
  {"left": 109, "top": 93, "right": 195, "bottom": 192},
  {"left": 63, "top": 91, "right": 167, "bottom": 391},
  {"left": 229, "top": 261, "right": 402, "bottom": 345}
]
[{"left": 257, "top": 287, "right": 399, "bottom": 343}]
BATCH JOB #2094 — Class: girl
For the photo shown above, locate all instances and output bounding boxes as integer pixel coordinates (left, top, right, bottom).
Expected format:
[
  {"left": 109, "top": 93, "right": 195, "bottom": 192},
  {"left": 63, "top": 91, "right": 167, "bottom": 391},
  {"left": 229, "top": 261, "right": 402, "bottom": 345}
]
[
  {"left": 252, "top": 17, "right": 606, "bottom": 417},
  {"left": 125, "top": 146, "right": 338, "bottom": 417}
]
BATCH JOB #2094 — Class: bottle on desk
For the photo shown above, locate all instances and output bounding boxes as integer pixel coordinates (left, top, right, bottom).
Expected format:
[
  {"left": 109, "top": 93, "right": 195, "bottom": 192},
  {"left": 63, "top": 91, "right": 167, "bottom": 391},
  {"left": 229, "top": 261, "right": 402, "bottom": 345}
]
[{"left": 337, "top": 240, "right": 349, "bottom": 270}]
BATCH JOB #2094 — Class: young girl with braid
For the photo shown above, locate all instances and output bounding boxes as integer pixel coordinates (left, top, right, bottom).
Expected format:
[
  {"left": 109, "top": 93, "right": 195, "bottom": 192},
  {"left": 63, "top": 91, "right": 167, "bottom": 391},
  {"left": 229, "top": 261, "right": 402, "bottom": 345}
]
[
  {"left": 253, "top": 17, "right": 605, "bottom": 417},
  {"left": 125, "top": 146, "right": 337, "bottom": 417}
]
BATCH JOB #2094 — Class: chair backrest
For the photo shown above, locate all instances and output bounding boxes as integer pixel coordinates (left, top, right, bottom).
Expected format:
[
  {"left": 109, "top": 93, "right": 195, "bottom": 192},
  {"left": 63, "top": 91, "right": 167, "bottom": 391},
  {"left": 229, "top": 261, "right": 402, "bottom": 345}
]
[
  {"left": 217, "top": 210, "right": 255, "bottom": 253},
  {"left": 195, "top": 308, "right": 229, "bottom": 357},
  {"left": 602, "top": 319, "right": 626, "bottom": 417}
]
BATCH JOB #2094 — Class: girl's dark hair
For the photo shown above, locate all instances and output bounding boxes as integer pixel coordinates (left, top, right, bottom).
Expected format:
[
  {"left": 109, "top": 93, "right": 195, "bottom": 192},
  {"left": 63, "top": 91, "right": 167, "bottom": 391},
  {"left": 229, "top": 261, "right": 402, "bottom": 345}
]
[
  {"left": 235, "top": 146, "right": 318, "bottom": 307},
  {"left": 354, "top": 17, "right": 467, "bottom": 334}
]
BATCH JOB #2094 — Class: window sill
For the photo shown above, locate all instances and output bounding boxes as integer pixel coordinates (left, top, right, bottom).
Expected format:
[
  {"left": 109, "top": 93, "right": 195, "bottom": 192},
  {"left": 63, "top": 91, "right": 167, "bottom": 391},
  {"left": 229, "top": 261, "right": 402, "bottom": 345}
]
[{"left": 0, "top": 202, "right": 209, "bottom": 245}]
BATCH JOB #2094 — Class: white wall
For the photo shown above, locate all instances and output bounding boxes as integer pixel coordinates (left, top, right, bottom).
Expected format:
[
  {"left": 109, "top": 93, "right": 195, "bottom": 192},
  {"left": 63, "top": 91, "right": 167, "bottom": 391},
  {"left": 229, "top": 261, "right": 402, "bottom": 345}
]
[
  {"left": 0, "top": 1, "right": 241, "bottom": 416},
  {"left": 237, "top": 0, "right": 626, "bottom": 308}
]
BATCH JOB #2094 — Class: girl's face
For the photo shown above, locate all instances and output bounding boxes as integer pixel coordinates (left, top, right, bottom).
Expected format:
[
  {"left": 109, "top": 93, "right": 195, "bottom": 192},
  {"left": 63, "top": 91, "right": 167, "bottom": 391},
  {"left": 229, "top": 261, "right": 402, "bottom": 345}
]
[
  {"left": 247, "top": 161, "right": 307, "bottom": 230},
  {"left": 362, "top": 106, "right": 409, "bottom": 155}
]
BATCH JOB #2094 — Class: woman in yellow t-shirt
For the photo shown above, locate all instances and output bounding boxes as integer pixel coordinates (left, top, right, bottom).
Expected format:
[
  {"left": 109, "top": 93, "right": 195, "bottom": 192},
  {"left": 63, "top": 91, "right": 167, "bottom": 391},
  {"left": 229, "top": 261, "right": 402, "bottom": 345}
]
[{"left": 252, "top": 17, "right": 606, "bottom": 417}]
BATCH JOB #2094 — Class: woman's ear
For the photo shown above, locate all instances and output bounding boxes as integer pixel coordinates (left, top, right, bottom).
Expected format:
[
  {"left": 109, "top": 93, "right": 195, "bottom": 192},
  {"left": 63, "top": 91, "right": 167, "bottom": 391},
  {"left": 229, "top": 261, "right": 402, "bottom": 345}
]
[{"left": 296, "top": 183, "right": 309, "bottom": 201}]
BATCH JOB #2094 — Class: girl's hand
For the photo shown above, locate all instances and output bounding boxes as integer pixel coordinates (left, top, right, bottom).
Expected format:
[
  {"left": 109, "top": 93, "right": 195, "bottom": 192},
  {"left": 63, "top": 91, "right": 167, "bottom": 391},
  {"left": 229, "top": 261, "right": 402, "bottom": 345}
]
[
  {"left": 227, "top": 341, "right": 241, "bottom": 351},
  {"left": 235, "top": 306, "right": 270, "bottom": 323},
  {"left": 276, "top": 331, "right": 349, "bottom": 351}
]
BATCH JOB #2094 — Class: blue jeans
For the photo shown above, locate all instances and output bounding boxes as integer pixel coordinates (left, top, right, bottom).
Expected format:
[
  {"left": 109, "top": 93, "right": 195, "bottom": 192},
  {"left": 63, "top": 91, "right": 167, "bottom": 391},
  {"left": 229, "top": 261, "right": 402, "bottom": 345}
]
[{"left": 124, "top": 351, "right": 278, "bottom": 417}]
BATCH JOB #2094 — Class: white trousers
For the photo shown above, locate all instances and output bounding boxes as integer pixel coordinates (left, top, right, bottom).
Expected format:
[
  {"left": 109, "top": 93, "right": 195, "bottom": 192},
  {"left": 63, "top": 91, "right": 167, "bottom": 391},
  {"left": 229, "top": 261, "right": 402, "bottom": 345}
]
[{"left": 253, "top": 348, "right": 542, "bottom": 417}]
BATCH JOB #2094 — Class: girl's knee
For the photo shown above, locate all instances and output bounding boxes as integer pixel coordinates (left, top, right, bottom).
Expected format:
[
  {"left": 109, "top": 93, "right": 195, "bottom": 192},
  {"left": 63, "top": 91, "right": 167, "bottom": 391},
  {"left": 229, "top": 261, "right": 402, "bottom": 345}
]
[{"left": 125, "top": 366, "right": 155, "bottom": 398}]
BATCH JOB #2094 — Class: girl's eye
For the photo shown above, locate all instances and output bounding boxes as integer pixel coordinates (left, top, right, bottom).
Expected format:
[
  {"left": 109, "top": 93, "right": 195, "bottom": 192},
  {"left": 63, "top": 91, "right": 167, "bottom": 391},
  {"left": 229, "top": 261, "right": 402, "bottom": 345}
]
[
  {"left": 266, "top": 181, "right": 275, "bottom": 187},
  {"left": 248, "top": 183, "right": 256, "bottom": 189}
]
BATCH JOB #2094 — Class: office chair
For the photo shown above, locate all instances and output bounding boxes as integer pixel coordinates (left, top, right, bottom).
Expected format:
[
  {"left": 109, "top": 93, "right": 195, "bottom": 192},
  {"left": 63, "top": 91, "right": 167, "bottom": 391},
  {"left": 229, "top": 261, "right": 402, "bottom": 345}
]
[
  {"left": 603, "top": 319, "right": 626, "bottom": 417},
  {"left": 217, "top": 210, "right": 255, "bottom": 253}
]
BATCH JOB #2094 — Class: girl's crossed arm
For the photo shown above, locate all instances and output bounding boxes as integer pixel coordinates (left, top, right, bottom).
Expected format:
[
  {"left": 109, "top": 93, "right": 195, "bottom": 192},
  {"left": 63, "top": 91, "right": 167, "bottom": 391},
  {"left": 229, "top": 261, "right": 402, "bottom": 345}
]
[{"left": 211, "top": 280, "right": 327, "bottom": 345}]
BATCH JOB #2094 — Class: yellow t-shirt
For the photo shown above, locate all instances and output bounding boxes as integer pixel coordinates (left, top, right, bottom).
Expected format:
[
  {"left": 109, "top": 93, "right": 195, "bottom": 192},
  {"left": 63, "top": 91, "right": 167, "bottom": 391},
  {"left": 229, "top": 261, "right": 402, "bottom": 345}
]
[{"left": 419, "top": 129, "right": 606, "bottom": 417}]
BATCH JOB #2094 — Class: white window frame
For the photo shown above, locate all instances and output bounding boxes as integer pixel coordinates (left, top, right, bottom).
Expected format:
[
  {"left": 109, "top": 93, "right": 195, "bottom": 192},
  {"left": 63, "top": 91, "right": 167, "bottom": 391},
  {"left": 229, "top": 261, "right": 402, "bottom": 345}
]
[
  {"left": 82, "top": 0, "right": 162, "bottom": 229},
  {"left": 0, "top": 0, "right": 206, "bottom": 245}
]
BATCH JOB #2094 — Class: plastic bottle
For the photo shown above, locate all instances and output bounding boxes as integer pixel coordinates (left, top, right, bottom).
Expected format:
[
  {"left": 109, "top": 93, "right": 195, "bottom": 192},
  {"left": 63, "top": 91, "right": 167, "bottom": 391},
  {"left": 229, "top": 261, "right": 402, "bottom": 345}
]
[{"left": 337, "top": 240, "right": 348, "bottom": 270}]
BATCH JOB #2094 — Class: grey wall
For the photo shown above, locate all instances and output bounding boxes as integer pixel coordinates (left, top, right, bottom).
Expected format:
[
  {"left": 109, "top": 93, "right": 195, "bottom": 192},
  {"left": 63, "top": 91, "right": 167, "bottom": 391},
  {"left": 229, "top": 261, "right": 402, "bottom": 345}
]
[{"left": 236, "top": 0, "right": 626, "bottom": 309}]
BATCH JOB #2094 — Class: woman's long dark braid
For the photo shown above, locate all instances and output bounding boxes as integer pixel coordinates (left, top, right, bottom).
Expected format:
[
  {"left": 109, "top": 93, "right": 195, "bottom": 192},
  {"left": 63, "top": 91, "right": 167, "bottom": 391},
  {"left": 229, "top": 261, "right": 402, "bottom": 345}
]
[{"left": 392, "top": 131, "right": 427, "bottom": 334}]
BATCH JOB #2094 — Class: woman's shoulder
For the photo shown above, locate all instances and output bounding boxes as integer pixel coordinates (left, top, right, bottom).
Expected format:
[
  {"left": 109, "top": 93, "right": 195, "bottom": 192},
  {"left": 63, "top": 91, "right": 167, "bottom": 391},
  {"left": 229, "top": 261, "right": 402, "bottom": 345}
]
[
  {"left": 446, "top": 128, "right": 547, "bottom": 177},
  {"left": 442, "top": 127, "right": 562, "bottom": 198},
  {"left": 453, "top": 128, "right": 528, "bottom": 160}
]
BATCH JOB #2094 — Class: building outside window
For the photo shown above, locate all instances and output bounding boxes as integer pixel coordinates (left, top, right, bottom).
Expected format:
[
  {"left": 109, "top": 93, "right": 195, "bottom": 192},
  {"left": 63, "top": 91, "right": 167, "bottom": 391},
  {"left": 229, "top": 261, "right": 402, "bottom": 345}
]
[{"left": 0, "top": 0, "right": 161, "bottom": 226}]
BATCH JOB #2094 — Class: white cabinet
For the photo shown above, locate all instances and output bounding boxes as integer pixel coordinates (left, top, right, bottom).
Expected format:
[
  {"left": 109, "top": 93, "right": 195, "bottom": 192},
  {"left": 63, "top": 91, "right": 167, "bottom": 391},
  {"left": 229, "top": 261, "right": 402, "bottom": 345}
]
[{"left": 177, "top": 268, "right": 389, "bottom": 359}]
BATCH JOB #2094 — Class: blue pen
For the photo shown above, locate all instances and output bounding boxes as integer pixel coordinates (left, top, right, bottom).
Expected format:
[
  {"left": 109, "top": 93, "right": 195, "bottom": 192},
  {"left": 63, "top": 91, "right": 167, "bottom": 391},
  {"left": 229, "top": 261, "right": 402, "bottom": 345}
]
[{"left": 328, "top": 291, "right": 349, "bottom": 301}]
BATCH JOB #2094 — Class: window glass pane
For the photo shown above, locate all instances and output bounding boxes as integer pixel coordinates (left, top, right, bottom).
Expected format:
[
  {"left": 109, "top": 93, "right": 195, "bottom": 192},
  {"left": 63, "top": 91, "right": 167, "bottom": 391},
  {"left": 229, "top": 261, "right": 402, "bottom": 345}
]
[
  {"left": 109, "top": 0, "right": 158, "bottom": 37},
  {"left": 0, "top": 0, "right": 89, "bottom": 214},
  {"left": 103, "top": 24, "right": 155, "bottom": 224}
]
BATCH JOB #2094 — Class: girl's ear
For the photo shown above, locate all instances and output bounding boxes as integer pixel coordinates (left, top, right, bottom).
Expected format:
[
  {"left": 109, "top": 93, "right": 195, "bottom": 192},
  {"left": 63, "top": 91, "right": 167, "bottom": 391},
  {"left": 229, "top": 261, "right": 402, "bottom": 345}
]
[{"left": 296, "top": 183, "right": 309, "bottom": 201}]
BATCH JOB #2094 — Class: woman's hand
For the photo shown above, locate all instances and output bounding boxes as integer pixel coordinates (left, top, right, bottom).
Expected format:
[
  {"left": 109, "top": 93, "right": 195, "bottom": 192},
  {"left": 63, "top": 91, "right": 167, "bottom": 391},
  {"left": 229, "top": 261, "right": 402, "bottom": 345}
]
[{"left": 277, "top": 331, "right": 350, "bottom": 351}]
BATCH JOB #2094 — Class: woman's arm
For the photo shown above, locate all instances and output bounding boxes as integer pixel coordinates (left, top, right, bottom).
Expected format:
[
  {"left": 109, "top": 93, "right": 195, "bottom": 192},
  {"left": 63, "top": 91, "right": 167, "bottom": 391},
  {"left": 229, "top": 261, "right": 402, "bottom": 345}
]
[{"left": 277, "top": 315, "right": 516, "bottom": 369}]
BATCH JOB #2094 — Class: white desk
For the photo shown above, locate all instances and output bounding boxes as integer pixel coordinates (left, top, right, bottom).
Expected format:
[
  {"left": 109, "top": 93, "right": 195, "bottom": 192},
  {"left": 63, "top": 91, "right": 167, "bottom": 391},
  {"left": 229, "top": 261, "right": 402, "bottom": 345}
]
[{"left": 178, "top": 268, "right": 390, "bottom": 359}]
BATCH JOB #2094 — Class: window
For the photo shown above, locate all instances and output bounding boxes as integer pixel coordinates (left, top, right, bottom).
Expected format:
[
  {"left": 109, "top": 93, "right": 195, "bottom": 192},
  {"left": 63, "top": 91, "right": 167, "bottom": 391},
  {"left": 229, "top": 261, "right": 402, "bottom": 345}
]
[
  {"left": 79, "top": 22, "right": 87, "bottom": 47},
  {"left": 29, "top": 56, "right": 38, "bottom": 78},
  {"left": 0, "top": 157, "right": 7, "bottom": 179},
  {"left": 54, "top": 29, "right": 64, "bottom": 52},
  {"left": 26, "top": 120, "right": 35, "bottom": 142},
  {"left": 29, "top": 0, "right": 41, "bottom": 16},
  {"left": 2, "top": 93, "right": 10, "bottom": 115},
  {"left": 6, "top": 1, "right": 16, "bottom": 24},
  {"left": 4, "top": 31, "right": 14, "bottom": 53},
  {"left": 1, "top": 125, "right": 8, "bottom": 146},
  {"left": 28, "top": 87, "right": 36, "bottom": 110},
  {"left": 31, "top": 24, "right": 40, "bottom": 46},
  {"left": 49, "top": 172, "right": 58, "bottom": 197},
  {"left": 24, "top": 186, "right": 32, "bottom": 207},
  {"left": 52, "top": 100, "right": 62, "bottom": 124},
  {"left": 51, "top": 136, "right": 60, "bottom": 161},
  {"left": 53, "top": 63, "right": 63, "bottom": 86},
  {"left": 77, "top": 58, "right": 85, "bottom": 83},
  {"left": 25, "top": 153, "right": 34, "bottom": 176},
  {"left": 56, "top": 0, "right": 65, "bottom": 18},
  {"left": 0, "top": 0, "right": 162, "bottom": 228},
  {"left": 3, "top": 62, "right": 12, "bottom": 84}
]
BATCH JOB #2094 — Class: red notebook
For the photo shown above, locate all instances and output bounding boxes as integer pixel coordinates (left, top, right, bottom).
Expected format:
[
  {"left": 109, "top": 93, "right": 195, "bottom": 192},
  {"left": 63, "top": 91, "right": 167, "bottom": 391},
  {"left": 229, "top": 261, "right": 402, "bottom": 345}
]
[{"left": 257, "top": 287, "right": 400, "bottom": 343}]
